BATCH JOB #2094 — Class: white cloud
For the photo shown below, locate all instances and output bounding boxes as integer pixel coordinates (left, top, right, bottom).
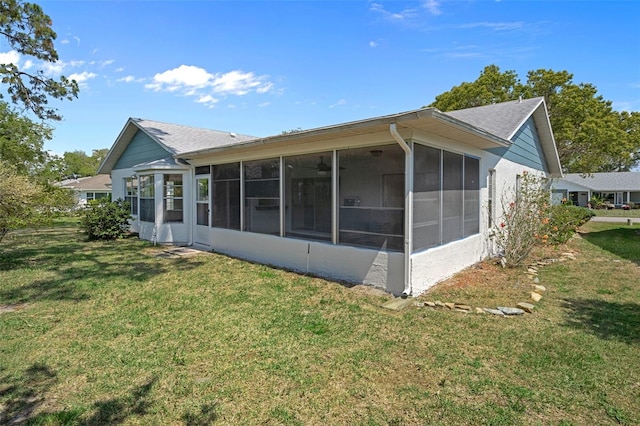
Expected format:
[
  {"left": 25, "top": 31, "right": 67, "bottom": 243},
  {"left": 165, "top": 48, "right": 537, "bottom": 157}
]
[
  {"left": 61, "top": 38, "right": 70, "bottom": 45},
  {"left": 115, "top": 67, "right": 125, "bottom": 72},
  {"left": 258, "top": 102, "right": 271, "bottom": 108},
  {"left": 0, "top": 50, "right": 20, "bottom": 65},
  {"left": 422, "top": 0, "right": 441, "bottom": 16},
  {"left": 458, "top": 22, "right": 524, "bottom": 31},
  {"left": 369, "top": 41, "right": 378, "bottom": 48},
  {"left": 212, "top": 70, "right": 262, "bottom": 95},
  {"left": 329, "top": 99, "right": 347, "bottom": 109},
  {"left": 145, "top": 65, "right": 275, "bottom": 107},
  {"left": 43, "top": 61, "right": 65, "bottom": 75},
  {"left": 117, "top": 75, "right": 139, "bottom": 83},
  {"left": 370, "top": 2, "right": 418, "bottom": 22},
  {"left": 23, "top": 59, "right": 33, "bottom": 70},
  {"left": 147, "top": 65, "right": 213, "bottom": 91},
  {"left": 69, "top": 71, "right": 97, "bottom": 83},
  {"left": 196, "top": 95, "right": 219, "bottom": 108}
]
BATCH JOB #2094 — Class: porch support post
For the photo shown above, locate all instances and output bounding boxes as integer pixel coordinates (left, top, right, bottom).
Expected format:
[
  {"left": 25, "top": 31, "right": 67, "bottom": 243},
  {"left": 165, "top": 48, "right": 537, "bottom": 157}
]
[
  {"left": 280, "top": 156, "right": 285, "bottom": 237},
  {"left": 390, "top": 123, "right": 413, "bottom": 297},
  {"left": 240, "top": 162, "right": 245, "bottom": 231},
  {"left": 331, "top": 150, "right": 338, "bottom": 244}
]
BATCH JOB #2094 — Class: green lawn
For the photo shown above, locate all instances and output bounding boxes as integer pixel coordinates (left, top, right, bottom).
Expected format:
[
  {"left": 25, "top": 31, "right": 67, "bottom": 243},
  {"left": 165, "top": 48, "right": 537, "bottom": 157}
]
[{"left": 1, "top": 219, "right": 639, "bottom": 425}]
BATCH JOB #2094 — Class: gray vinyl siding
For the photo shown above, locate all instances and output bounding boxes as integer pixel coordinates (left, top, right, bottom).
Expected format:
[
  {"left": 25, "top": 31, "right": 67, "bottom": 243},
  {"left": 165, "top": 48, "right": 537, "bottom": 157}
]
[
  {"left": 487, "top": 117, "right": 549, "bottom": 172},
  {"left": 113, "top": 130, "right": 172, "bottom": 170}
]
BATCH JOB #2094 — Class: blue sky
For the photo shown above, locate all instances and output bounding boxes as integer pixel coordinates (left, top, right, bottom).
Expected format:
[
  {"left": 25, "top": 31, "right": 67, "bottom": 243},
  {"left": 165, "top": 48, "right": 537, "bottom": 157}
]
[{"left": 2, "top": 0, "right": 639, "bottom": 156}]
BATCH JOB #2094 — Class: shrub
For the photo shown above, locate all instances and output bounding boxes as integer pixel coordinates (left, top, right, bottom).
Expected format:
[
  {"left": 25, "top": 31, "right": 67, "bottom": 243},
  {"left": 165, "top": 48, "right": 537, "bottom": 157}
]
[
  {"left": 493, "top": 172, "right": 551, "bottom": 267},
  {"left": 589, "top": 195, "right": 603, "bottom": 209},
  {"left": 544, "top": 204, "right": 595, "bottom": 244},
  {"left": 80, "top": 199, "right": 132, "bottom": 241}
]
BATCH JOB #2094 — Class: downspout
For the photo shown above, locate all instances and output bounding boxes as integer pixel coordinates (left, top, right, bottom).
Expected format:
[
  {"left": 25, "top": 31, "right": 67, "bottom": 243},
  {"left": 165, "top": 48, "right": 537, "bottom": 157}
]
[{"left": 390, "top": 123, "right": 413, "bottom": 297}]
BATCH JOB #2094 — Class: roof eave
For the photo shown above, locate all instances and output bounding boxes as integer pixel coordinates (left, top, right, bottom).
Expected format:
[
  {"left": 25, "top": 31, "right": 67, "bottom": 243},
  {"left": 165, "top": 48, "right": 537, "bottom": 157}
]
[
  {"left": 179, "top": 108, "right": 511, "bottom": 160},
  {"left": 533, "top": 100, "right": 563, "bottom": 177}
]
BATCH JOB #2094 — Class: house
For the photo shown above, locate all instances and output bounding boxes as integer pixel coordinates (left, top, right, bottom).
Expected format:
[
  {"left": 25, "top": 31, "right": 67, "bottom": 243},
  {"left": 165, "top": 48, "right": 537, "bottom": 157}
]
[
  {"left": 98, "top": 97, "right": 562, "bottom": 296},
  {"left": 551, "top": 172, "right": 640, "bottom": 207},
  {"left": 57, "top": 174, "right": 112, "bottom": 208}
]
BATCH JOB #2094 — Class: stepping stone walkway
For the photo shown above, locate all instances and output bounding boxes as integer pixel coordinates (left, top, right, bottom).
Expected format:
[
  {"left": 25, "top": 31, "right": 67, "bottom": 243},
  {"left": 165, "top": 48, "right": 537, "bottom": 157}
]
[{"left": 152, "top": 246, "right": 205, "bottom": 258}]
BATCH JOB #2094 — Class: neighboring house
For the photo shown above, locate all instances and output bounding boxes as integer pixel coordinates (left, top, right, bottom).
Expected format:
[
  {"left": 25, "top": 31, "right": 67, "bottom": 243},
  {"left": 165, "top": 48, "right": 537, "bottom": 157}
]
[
  {"left": 552, "top": 172, "right": 640, "bottom": 207},
  {"left": 57, "top": 174, "right": 112, "bottom": 208},
  {"left": 98, "top": 97, "right": 562, "bottom": 296}
]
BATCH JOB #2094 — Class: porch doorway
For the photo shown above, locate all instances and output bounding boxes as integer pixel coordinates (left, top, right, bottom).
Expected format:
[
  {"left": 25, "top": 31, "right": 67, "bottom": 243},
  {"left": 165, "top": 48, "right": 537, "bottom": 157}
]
[{"left": 194, "top": 175, "right": 210, "bottom": 247}]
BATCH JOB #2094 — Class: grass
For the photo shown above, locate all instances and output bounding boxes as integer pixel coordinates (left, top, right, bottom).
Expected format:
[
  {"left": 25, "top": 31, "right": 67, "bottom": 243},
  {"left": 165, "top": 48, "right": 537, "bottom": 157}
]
[{"left": 1, "top": 218, "right": 639, "bottom": 425}]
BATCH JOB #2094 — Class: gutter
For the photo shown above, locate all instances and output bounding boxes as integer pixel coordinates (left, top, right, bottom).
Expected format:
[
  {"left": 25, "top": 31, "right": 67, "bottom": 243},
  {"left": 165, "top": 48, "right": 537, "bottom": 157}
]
[{"left": 390, "top": 123, "right": 413, "bottom": 297}]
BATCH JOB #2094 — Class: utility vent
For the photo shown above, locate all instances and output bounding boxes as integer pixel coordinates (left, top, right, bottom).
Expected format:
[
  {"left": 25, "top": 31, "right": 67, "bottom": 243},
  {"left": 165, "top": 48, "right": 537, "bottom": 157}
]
[{"left": 230, "top": 132, "right": 236, "bottom": 138}]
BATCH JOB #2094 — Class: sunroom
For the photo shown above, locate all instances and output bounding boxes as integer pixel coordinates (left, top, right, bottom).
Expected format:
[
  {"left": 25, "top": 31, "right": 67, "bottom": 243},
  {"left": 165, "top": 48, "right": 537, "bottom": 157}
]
[{"left": 179, "top": 112, "right": 500, "bottom": 296}]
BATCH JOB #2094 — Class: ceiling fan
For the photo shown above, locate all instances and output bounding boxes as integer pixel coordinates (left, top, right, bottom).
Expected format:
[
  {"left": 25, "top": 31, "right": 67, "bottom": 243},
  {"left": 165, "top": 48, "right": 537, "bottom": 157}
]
[
  {"left": 302, "top": 156, "right": 346, "bottom": 173},
  {"left": 314, "top": 156, "right": 332, "bottom": 172}
]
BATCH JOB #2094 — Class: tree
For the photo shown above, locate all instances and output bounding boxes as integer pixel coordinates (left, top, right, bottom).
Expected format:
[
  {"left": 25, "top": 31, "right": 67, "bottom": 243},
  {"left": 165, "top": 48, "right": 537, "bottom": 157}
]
[
  {"left": 0, "top": 100, "right": 51, "bottom": 174},
  {"left": 429, "top": 65, "right": 640, "bottom": 173},
  {"left": 429, "top": 65, "right": 522, "bottom": 111},
  {"left": 0, "top": 160, "right": 74, "bottom": 243},
  {"left": 0, "top": 0, "right": 79, "bottom": 121}
]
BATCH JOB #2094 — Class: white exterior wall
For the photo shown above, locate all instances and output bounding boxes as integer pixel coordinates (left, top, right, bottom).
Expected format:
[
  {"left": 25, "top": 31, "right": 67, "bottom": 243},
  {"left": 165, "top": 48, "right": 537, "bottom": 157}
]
[
  {"left": 411, "top": 235, "right": 483, "bottom": 294},
  {"left": 211, "top": 228, "right": 405, "bottom": 294}
]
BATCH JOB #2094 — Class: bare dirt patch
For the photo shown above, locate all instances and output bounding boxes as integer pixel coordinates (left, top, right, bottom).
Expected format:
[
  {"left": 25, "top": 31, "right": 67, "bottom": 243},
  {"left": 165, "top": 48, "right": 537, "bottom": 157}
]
[{"left": 0, "top": 303, "right": 29, "bottom": 314}]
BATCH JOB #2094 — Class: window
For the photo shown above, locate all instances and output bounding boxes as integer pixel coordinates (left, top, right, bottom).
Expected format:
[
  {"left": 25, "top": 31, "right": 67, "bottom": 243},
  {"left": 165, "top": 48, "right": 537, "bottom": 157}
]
[
  {"left": 196, "top": 177, "right": 209, "bottom": 226},
  {"left": 487, "top": 169, "right": 496, "bottom": 227},
  {"left": 244, "top": 158, "right": 280, "bottom": 235},
  {"left": 163, "top": 174, "right": 183, "bottom": 223},
  {"left": 284, "top": 152, "right": 332, "bottom": 241},
  {"left": 86, "top": 192, "right": 108, "bottom": 201},
  {"left": 124, "top": 177, "right": 138, "bottom": 215},
  {"left": 139, "top": 175, "right": 155, "bottom": 222},
  {"left": 212, "top": 163, "right": 240, "bottom": 229},
  {"left": 413, "top": 145, "right": 441, "bottom": 250},
  {"left": 413, "top": 144, "right": 480, "bottom": 252},
  {"left": 338, "top": 144, "right": 404, "bottom": 251},
  {"left": 442, "top": 151, "right": 463, "bottom": 243}
]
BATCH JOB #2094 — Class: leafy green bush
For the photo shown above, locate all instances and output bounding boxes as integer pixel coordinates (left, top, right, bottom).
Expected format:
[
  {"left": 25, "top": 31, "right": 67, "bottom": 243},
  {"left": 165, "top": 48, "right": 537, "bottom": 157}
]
[
  {"left": 544, "top": 204, "right": 595, "bottom": 244},
  {"left": 80, "top": 199, "right": 132, "bottom": 241}
]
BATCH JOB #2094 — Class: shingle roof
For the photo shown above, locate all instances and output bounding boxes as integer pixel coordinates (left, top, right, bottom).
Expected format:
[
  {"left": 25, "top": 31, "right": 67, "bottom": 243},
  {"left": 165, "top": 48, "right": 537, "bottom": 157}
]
[
  {"left": 132, "top": 118, "right": 256, "bottom": 154},
  {"left": 99, "top": 96, "right": 561, "bottom": 176},
  {"left": 444, "top": 97, "right": 544, "bottom": 140},
  {"left": 57, "top": 174, "right": 112, "bottom": 191},
  {"left": 560, "top": 172, "right": 640, "bottom": 191}
]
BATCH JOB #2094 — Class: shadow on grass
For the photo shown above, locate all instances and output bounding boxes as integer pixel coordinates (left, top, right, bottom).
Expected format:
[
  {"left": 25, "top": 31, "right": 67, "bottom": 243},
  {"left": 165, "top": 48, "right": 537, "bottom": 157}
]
[
  {"left": 561, "top": 298, "right": 640, "bottom": 345},
  {"left": 578, "top": 226, "right": 640, "bottom": 265},
  {"left": 0, "top": 364, "right": 218, "bottom": 425},
  {"left": 0, "top": 363, "right": 159, "bottom": 425},
  {"left": 0, "top": 363, "right": 58, "bottom": 425},
  {"left": 0, "top": 228, "right": 204, "bottom": 305},
  {"left": 84, "top": 378, "right": 156, "bottom": 425}
]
